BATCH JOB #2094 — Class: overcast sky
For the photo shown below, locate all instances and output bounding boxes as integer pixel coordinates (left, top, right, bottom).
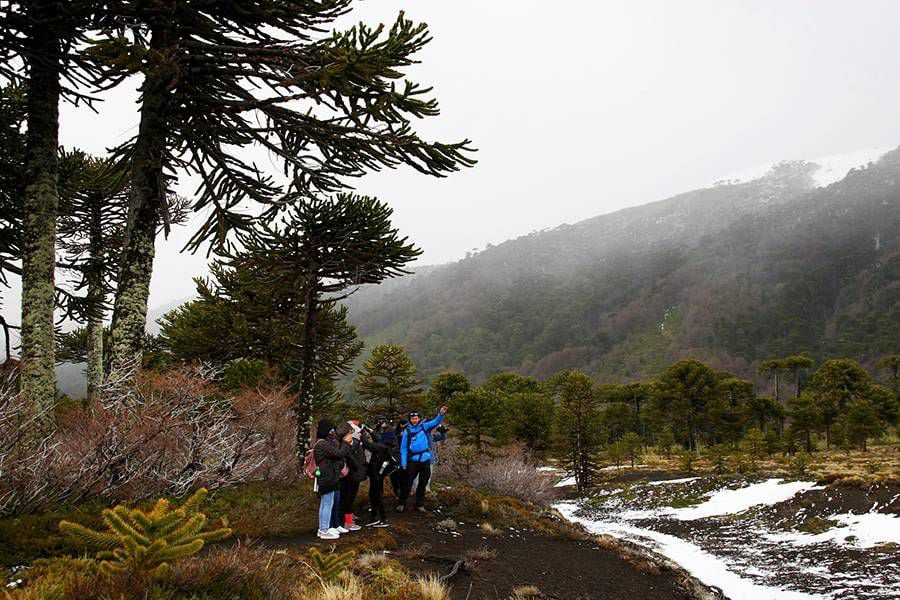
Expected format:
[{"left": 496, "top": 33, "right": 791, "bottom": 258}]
[{"left": 6, "top": 0, "right": 900, "bottom": 321}]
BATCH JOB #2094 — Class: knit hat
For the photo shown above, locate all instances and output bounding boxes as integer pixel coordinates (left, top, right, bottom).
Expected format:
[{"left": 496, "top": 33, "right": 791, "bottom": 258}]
[{"left": 315, "top": 420, "right": 334, "bottom": 440}]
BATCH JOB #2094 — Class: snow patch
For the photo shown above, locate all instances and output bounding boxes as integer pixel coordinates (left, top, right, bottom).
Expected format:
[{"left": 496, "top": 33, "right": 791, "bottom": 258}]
[
  {"left": 555, "top": 502, "right": 819, "bottom": 600},
  {"left": 709, "top": 146, "right": 893, "bottom": 188},
  {"left": 767, "top": 512, "right": 900, "bottom": 549},
  {"left": 667, "top": 479, "right": 820, "bottom": 520},
  {"left": 808, "top": 147, "right": 893, "bottom": 187},
  {"left": 554, "top": 476, "right": 576, "bottom": 488}
]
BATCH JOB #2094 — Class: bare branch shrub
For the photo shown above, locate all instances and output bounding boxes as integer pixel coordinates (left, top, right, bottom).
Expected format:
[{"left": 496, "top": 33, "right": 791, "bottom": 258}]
[
  {"left": 0, "top": 365, "right": 298, "bottom": 516},
  {"left": 439, "top": 439, "right": 559, "bottom": 505}
]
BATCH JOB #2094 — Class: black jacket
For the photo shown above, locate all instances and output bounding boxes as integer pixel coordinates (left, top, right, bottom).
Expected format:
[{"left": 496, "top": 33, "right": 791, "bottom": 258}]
[
  {"left": 364, "top": 430, "right": 393, "bottom": 478},
  {"left": 314, "top": 437, "right": 351, "bottom": 495},
  {"left": 346, "top": 439, "right": 368, "bottom": 483}
]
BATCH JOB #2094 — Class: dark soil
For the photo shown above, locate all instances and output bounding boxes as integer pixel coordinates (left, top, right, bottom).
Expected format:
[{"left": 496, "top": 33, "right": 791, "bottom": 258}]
[{"left": 257, "top": 498, "right": 699, "bottom": 600}]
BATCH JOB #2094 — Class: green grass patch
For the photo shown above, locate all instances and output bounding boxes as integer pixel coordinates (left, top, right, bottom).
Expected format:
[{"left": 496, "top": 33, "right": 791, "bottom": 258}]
[
  {"left": 205, "top": 481, "right": 318, "bottom": 538},
  {"left": 667, "top": 495, "right": 705, "bottom": 509},
  {"left": 796, "top": 516, "right": 838, "bottom": 535}
]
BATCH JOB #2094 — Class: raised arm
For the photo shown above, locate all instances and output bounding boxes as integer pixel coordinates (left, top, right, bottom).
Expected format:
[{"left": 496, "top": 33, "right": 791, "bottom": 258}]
[
  {"left": 422, "top": 412, "right": 445, "bottom": 432},
  {"left": 317, "top": 439, "right": 351, "bottom": 460}
]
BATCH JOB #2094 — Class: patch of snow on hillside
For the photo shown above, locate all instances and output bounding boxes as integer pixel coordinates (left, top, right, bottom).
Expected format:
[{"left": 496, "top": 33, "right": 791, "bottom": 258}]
[
  {"left": 766, "top": 512, "right": 900, "bottom": 548},
  {"left": 709, "top": 146, "right": 894, "bottom": 188},
  {"left": 555, "top": 502, "right": 819, "bottom": 600},
  {"left": 669, "top": 479, "right": 819, "bottom": 520},
  {"left": 808, "top": 147, "right": 894, "bottom": 186}
]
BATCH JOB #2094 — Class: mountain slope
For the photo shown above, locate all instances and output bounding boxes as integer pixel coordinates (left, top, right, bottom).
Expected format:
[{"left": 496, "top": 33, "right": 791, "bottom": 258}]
[{"left": 345, "top": 148, "right": 900, "bottom": 383}]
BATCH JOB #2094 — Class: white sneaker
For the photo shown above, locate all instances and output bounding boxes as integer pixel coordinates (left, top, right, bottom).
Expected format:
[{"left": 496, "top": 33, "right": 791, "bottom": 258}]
[
  {"left": 318, "top": 529, "right": 339, "bottom": 540},
  {"left": 336, "top": 525, "right": 349, "bottom": 533}
]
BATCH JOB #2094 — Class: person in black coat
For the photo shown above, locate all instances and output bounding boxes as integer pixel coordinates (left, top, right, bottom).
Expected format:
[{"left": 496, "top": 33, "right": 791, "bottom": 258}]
[
  {"left": 313, "top": 420, "right": 352, "bottom": 539},
  {"left": 362, "top": 421, "right": 394, "bottom": 527},
  {"left": 338, "top": 421, "right": 367, "bottom": 530}
]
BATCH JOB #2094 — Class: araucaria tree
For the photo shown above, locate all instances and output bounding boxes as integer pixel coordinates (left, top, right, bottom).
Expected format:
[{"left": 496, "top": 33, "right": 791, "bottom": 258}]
[
  {"left": 1, "top": 0, "right": 99, "bottom": 409},
  {"left": 232, "top": 195, "right": 420, "bottom": 460},
  {"left": 97, "top": 4, "right": 474, "bottom": 369},
  {"left": 652, "top": 359, "right": 720, "bottom": 454},
  {"left": 55, "top": 151, "right": 128, "bottom": 400},
  {"left": 355, "top": 344, "right": 423, "bottom": 417},
  {"left": 548, "top": 371, "right": 602, "bottom": 493}
]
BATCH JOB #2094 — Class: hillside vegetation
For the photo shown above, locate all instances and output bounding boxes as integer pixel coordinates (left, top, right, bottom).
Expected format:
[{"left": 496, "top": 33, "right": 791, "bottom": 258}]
[{"left": 345, "top": 150, "right": 900, "bottom": 384}]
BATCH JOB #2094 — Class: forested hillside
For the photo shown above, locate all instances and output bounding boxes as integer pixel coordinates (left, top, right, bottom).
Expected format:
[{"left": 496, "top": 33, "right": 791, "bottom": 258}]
[{"left": 345, "top": 149, "right": 900, "bottom": 384}]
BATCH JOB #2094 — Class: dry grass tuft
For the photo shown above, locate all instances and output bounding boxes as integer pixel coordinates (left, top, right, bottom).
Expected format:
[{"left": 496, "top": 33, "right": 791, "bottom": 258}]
[
  {"left": 630, "top": 559, "right": 663, "bottom": 575},
  {"left": 510, "top": 584, "right": 542, "bottom": 599},
  {"left": 354, "top": 552, "right": 390, "bottom": 571},
  {"left": 480, "top": 521, "right": 498, "bottom": 535},
  {"left": 413, "top": 573, "right": 452, "bottom": 600},
  {"left": 396, "top": 543, "right": 431, "bottom": 560},
  {"left": 312, "top": 572, "right": 365, "bottom": 600}
]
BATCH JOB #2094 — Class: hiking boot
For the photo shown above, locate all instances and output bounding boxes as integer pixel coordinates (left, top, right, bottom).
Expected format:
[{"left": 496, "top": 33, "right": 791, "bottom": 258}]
[
  {"left": 318, "top": 528, "right": 340, "bottom": 540},
  {"left": 414, "top": 506, "right": 427, "bottom": 513}
]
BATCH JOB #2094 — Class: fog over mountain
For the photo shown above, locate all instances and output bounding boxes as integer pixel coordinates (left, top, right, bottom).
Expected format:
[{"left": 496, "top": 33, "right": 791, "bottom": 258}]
[
  {"left": 342, "top": 147, "right": 900, "bottom": 385},
  {"left": 56, "top": 145, "right": 900, "bottom": 397}
]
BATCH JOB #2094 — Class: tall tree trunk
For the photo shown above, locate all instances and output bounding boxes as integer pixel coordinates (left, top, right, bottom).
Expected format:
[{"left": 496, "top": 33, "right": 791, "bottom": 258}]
[
  {"left": 85, "top": 198, "right": 104, "bottom": 402},
  {"left": 20, "top": 25, "right": 61, "bottom": 412},
  {"left": 295, "top": 280, "right": 319, "bottom": 469},
  {"left": 109, "top": 26, "right": 173, "bottom": 371}
]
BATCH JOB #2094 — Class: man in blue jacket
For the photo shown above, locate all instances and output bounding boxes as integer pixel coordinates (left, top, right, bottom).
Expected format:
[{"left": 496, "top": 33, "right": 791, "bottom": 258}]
[{"left": 397, "top": 405, "right": 448, "bottom": 513}]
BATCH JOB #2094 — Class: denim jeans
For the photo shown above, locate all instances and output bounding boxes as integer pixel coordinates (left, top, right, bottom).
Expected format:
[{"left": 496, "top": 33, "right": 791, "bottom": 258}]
[{"left": 318, "top": 491, "right": 336, "bottom": 532}]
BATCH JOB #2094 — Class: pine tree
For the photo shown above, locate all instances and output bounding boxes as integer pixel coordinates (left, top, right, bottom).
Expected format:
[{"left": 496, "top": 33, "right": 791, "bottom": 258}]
[
  {"left": 808, "top": 359, "right": 871, "bottom": 448},
  {"left": 308, "top": 547, "right": 355, "bottom": 582},
  {"left": 548, "top": 371, "right": 602, "bottom": 492},
  {"left": 355, "top": 344, "right": 423, "bottom": 416},
  {"left": 231, "top": 195, "right": 420, "bottom": 461},
  {"left": 1, "top": 0, "right": 101, "bottom": 410},
  {"left": 451, "top": 387, "right": 508, "bottom": 452},
  {"left": 427, "top": 372, "right": 470, "bottom": 410},
  {"left": 54, "top": 150, "right": 129, "bottom": 400},
  {"left": 59, "top": 488, "right": 231, "bottom": 580},
  {"left": 158, "top": 260, "right": 363, "bottom": 420},
  {"left": 652, "top": 359, "right": 720, "bottom": 454},
  {"left": 98, "top": 4, "right": 474, "bottom": 369}
]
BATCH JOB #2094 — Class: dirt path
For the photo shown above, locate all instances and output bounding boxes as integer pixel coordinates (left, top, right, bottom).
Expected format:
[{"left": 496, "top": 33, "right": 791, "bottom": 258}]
[{"left": 254, "top": 497, "right": 702, "bottom": 600}]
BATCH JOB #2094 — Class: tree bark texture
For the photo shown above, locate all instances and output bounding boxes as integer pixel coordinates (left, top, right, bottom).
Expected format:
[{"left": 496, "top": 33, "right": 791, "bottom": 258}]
[
  {"left": 85, "top": 198, "right": 104, "bottom": 401},
  {"left": 20, "top": 28, "right": 61, "bottom": 412},
  {"left": 109, "top": 26, "right": 172, "bottom": 370},
  {"left": 295, "top": 279, "right": 318, "bottom": 470}
]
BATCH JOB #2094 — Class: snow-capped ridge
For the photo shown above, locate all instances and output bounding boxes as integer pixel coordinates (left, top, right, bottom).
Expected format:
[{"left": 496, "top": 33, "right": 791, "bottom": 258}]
[{"left": 710, "top": 146, "right": 894, "bottom": 188}]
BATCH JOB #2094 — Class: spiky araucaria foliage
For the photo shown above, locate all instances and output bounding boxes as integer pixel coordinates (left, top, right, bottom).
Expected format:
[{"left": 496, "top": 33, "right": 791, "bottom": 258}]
[
  {"left": 59, "top": 487, "right": 231, "bottom": 580},
  {"left": 308, "top": 547, "right": 355, "bottom": 582}
]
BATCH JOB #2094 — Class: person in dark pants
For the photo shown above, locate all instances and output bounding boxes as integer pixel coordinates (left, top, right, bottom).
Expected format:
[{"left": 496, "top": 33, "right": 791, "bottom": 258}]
[
  {"left": 339, "top": 421, "right": 366, "bottom": 531},
  {"left": 385, "top": 419, "right": 406, "bottom": 497},
  {"left": 397, "top": 405, "right": 448, "bottom": 513},
  {"left": 330, "top": 422, "right": 353, "bottom": 532},
  {"left": 362, "top": 421, "right": 393, "bottom": 527}
]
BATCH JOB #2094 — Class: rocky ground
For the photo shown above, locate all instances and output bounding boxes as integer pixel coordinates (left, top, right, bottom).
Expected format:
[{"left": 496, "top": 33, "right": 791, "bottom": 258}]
[{"left": 256, "top": 486, "right": 715, "bottom": 600}]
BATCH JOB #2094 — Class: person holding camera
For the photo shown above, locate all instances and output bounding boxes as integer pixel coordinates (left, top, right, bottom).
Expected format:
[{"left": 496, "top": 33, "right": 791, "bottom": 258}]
[
  {"left": 397, "top": 405, "right": 448, "bottom": 513},
  {"left": 313, "top": 420, "right": 353, "bottom": 540},
  {"left": 361, "top": 420, "right": 395, "bottom": 527}
]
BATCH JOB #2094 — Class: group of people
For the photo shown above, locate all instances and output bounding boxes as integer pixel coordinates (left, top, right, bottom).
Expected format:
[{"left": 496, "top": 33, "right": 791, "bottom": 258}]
[{"left": 312, "top": 405, "right": 449, "bottom": 540}]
